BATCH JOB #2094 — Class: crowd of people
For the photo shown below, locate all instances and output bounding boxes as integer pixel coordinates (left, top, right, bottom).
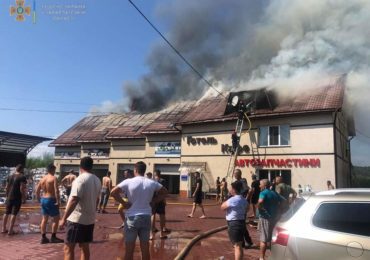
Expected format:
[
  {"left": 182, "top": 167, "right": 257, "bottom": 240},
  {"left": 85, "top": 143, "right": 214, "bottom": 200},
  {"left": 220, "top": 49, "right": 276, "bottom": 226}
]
[
  {"left": 219, "top": 169, "right": 298, "bottom": 260},
  {"left": 0, "top": 158, "right": 170, "bottom": 260},
  {"left": 1, "top": 158, "right": 336, "bottom": 260}
]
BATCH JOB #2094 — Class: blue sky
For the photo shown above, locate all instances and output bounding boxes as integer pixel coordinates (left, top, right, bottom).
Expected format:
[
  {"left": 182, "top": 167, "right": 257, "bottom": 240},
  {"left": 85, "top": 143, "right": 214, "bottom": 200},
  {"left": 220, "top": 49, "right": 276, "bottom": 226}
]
[
  {"left": 1, "top": 0, "right": 369, "bottom": 166},
  {"left": 0, "top": 0, "right": 160, "bottom": 138}
]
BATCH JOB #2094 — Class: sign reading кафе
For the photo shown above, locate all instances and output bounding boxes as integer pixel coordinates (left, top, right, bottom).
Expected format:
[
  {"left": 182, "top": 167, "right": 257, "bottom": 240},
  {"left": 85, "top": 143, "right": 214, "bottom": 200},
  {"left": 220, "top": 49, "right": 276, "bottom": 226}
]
[{"left": 236, "top": 158, "right": 321, "bottom": 168}]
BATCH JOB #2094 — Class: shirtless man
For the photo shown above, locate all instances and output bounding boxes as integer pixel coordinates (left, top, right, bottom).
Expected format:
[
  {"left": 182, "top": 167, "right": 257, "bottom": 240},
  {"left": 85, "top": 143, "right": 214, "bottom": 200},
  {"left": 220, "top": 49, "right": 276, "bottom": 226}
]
[
  {"left": 98, "top": 171, "right": 112, "bottom": 213},
  {"left": 36, "top": 164, "right": 63, "bottom": 244},
  {"left": 61, "top": 170, "right": 76, "bottom": 199}
]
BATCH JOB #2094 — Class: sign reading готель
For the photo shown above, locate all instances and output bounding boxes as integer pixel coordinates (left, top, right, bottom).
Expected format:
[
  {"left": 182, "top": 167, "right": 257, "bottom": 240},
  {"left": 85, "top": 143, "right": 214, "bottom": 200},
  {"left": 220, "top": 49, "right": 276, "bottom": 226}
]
[{"left": 236, "top": 158, "right": 321, "bottom": 168}]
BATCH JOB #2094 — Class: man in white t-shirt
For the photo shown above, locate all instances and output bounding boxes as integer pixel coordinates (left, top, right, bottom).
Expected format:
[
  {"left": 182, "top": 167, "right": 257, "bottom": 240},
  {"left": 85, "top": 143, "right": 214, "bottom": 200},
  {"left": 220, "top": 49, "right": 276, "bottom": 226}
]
[
  {"left": 111, "top": 161, "right": 168, "bottom": 260},
  {"left": 59, "top": 157, "right": 101, "bottom": 260}
]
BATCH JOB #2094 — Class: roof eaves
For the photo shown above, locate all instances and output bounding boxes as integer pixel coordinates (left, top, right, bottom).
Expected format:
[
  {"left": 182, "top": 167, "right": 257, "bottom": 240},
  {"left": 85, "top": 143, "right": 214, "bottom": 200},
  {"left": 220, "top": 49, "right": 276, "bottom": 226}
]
[{"left": 142, "top": 130, "right": 180, "bottom": 134}]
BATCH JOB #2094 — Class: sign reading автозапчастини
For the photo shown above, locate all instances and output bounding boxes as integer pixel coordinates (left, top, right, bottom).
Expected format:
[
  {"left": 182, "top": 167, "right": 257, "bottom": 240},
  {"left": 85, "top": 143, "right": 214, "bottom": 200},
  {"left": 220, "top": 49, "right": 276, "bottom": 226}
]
[{"left": 236, "top": 158, "right": 321, "bottom": 168}]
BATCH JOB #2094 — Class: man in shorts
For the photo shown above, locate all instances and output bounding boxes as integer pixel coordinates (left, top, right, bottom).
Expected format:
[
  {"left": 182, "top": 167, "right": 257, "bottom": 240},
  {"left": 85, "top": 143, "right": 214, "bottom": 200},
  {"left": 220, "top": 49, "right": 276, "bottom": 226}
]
[
  {"left": 36, "top": 163, "right": 63, "bottom": 244},
  {"left": 221, "top": 181, "right": 247, "bottom": 260},
  {"left": 233, "top": 169, "right": 253, "bottom": 248},
  {"left": 151, "top": 169, "right": 170, "bottom": 239},
  {"left": 216, "top": 176, "right": 221, "bottom": 202},
  {"left": 187, "top": 172, "right": 206, "bottom": 218},
  {"left": 117, "top": 169, "right": 134, "bottom": 228},
  {"left": 1, "top": 164, "right": 27, "bottom": 235},
  {"left": 59, "top": 157, "right": 101, "bottom": 260},
  {"left": 250, "top": 174, "right": 261, "bottom": 218},
  {"left": 111, "top": 161, "right": 168, "bottom": 260},
  {"left": 258, "top": 179, "right": 282, "bottom": 260},
  {"left": 61, "top": 170, "right": 76, "bottom": 199},
  {"left": 98, "top": 171, "right": 112, "bottom": 213}
]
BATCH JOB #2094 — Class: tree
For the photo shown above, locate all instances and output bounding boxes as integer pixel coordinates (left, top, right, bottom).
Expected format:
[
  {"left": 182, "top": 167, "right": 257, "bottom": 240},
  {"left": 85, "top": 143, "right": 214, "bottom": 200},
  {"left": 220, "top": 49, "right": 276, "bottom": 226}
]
[
  {"left": 26, "top": 153, "right": 54, "bottom": 169},
  {"left": 352, "top": 166, "right": 370, "bottom": 188}
]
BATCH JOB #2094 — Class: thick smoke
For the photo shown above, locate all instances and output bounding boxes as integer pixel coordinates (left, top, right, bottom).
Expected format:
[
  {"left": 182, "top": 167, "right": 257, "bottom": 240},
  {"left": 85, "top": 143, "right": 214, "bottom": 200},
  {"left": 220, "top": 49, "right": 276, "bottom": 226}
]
[
  {"left": 99, "top": 0, "right": 370, "bottom": 164},
  {"left": 240, "top": 0, "right": 370, "bottom": 166},
  {"left": 124, "top": 0, "right": 270, "bottom": 112}
]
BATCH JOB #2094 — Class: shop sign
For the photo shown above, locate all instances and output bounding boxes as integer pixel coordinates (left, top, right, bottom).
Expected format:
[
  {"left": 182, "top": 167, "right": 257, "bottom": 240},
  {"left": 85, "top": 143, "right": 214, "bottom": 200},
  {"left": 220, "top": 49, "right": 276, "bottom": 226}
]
[
  {"left": 236, "top": 158, "right": 321, "bottom": 168},
  {"left": 85, "top": 148, "right": 110, "bottom": 158},
  {"left": 181, "top": 175, "right": 188, "bottom": 181},
  {"left": 155, "top": 142, "right": 181, "bottom": 157},
  {"left": 221, "top": 144, "right": 250, "bottom": 154},
  {"left": 55, "top": 151, "right": 80, "bottom": 159},
  {"left": 187, "top": 136, "right": 218, "bottom": 146}
]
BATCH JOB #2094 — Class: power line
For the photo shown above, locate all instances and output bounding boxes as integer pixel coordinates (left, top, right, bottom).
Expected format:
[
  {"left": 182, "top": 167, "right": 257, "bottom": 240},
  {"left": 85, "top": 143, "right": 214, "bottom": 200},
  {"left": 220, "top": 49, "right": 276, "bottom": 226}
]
[
  {"left": 127, "top": 0, "right": 226, "bottom": 99},
  {"left": 0, "top": 107, "right": 106, "bottom": 114},
  {"left": 1, "top": 97, "right": 96, "bottom": 106}
]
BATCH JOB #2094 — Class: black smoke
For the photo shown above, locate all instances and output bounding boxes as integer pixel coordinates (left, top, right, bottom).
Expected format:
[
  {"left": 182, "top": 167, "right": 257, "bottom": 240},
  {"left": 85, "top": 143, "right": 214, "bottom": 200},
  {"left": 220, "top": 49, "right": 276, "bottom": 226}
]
[{"left": 125, "top": 0, "right": 270, "bottom": 112}]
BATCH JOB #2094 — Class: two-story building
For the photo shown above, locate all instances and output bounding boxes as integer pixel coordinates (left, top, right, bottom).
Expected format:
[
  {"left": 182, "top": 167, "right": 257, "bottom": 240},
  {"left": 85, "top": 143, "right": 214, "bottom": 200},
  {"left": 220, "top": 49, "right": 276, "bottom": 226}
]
[{"left": 51, "top": 79, "right": 355, "bottom": 196}]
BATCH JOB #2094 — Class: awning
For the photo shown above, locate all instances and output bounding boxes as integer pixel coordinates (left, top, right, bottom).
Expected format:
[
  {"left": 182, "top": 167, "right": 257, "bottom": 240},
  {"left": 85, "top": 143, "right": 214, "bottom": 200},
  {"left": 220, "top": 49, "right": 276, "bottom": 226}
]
[
  {"left": 179, "top": 162, "right": 207, "bottom": 174},
  {"left": 0, "top": 131, "right": 52, "bottom": 154}
]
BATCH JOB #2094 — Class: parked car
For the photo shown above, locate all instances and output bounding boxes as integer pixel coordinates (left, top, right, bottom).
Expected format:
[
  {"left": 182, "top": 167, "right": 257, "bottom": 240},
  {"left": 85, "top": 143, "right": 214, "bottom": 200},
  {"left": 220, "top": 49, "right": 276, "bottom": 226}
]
[{"left": 270, "top": 189, "right": 370, "bottom": 260}]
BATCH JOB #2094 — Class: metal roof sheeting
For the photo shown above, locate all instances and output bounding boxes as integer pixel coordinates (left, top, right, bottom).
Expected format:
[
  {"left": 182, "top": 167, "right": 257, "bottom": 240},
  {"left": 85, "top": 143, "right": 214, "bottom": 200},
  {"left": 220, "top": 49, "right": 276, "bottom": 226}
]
[
  {"left": 51, "top": 82, "right": 345, "bottom": 146},
  {"left": 0, "top": 131, "right": 52, "bottom": 154}
]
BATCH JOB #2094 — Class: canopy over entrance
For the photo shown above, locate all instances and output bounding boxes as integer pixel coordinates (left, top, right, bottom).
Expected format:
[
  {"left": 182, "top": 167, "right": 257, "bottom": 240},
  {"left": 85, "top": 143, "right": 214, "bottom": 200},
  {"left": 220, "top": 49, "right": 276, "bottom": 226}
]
[{"left": 0, "top": 131, "right": 52, "bottom": 167}]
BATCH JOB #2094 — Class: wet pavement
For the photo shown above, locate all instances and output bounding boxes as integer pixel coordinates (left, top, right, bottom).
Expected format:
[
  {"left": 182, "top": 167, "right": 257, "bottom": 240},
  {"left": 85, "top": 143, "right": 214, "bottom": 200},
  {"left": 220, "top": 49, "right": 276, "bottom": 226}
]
[{"left": 0, "top": 197, "right": 265, "bottom": 259}]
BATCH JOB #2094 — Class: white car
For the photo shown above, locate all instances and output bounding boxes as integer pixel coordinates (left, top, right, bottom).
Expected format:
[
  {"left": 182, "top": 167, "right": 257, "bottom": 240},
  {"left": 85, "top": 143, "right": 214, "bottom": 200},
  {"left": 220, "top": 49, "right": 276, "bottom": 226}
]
[{"left": 270, "top": 189, "right": 370, "bottom": 260}]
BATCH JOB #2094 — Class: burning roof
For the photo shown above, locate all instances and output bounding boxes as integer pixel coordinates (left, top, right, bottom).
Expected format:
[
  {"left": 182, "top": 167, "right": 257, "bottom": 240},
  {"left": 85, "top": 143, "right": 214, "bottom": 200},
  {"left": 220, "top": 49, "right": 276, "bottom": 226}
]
[
  {"left": 51, "top": 82, "right": 345, "bottom": 146},
  {"left": 50, "top": 102, "right": 196, "bottom": 146}
]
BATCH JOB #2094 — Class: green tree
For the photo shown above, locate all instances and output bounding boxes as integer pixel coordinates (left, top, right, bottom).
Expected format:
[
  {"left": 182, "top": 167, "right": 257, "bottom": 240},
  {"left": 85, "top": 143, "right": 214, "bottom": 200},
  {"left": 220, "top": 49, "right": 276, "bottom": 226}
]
[
  {"left": 26, "top": 153, "right": 54, "bottom": 169},
  {"left": 352, "top": 166, "right": 370, "bottom": 188}
]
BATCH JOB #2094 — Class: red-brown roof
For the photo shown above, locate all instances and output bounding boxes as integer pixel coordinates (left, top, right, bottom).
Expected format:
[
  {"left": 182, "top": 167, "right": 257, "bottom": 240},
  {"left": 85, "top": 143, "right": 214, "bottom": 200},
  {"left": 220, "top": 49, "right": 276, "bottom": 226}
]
[
  {"left": 178, "top": 80, "right": 344, "bottom": 125},
  {"left": 50, "top": 102, "right": 196, "bottom": 146},
  {"left": 142, "top": 101, "right": 196, "bottom": 134},
  {"left": 51, "top": 81, "right": 345, "bottom": 146}
]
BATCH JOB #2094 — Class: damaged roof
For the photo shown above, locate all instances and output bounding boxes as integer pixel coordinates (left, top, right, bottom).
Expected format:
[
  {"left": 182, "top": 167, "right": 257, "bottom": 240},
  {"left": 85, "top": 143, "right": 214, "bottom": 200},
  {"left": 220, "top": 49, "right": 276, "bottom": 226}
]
[
  {"left": 50, "top": 102, "right": 196, "bottom": 146},
  {"left": 178, "top": 79, "right": 345, "bottom": 125},
  {"left": 51, "top": 81, "right": 346, "bottom": 146}
]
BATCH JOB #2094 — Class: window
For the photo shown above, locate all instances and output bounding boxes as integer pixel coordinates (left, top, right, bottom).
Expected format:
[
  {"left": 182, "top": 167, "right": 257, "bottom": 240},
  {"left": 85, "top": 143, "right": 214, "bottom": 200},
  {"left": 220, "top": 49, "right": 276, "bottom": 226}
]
[
  {"left": 313, "top": 203, "right": 370, "bottom": 236},
  {"left": 258, "top": 169, "right": 291, "bottom": 186},
  {"left": 259, "top": 125, "right": 290, "bottom": 146}
]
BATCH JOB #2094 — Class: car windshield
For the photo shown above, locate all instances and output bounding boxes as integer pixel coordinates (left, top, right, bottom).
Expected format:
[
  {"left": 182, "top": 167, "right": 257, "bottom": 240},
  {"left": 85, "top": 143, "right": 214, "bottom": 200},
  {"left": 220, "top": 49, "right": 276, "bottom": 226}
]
[{"left": 279, "top": 197, "right": 306, "bottom": 222}]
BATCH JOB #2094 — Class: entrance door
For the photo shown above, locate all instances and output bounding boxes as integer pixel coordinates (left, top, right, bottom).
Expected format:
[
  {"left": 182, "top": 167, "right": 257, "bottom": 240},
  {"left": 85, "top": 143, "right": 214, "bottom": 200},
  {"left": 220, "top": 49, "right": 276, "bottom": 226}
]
[
  {"left": 117, "top": 164, "right": 135, "bottom": 184},
  {"left": 60, "top": 165, "right": 80, "bottom": 178},
  {"left": 91, "top": 164, "right": 109, "bottom": 182},
  {"left": 154, "top": 164, "right": 180, "bottom": 194}
]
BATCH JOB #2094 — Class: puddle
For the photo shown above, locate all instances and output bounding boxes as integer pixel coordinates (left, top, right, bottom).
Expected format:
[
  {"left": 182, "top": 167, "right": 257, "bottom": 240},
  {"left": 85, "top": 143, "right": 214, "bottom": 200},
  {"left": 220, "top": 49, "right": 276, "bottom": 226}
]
[
  {"left": 108, "top": 232, "right": 123, "bottom": 240},
  {"left": 18, "top": 223, "right": 40, "bottom": 234}
]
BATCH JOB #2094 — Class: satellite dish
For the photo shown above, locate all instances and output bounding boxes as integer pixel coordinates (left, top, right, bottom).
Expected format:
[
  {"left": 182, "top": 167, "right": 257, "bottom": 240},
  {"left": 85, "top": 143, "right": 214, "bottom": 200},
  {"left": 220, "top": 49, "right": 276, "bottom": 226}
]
[{"left": 231, "top": 95, "right": 239, "bottom": 107}]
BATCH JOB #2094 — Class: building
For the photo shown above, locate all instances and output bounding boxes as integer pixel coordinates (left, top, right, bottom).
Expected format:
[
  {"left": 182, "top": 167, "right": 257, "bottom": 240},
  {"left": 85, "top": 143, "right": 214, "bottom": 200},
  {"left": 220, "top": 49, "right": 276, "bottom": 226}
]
[
  {"left": 0, "top": 131, "right": 51, "bottom": 167},
  {"left": 51, "top": 79, "right": 355, "bottom": 196},
  {"left": 0, "top": 131, "right": 51, "bottom": 194}
]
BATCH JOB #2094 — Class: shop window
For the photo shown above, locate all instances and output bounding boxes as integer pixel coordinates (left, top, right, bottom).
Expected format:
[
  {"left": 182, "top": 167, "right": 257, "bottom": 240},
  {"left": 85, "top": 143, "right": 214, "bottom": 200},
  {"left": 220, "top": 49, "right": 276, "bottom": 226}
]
[
  {"left": 259, "top": 125, "right": 290, "bottom": 147},
  {"left": 257, "top": 169, "right": 291, "bottom": 186}
]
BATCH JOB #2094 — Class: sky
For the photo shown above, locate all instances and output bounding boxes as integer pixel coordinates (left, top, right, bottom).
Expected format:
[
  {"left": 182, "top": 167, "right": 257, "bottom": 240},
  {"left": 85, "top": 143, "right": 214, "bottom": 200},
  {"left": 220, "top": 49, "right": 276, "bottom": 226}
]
[
  {"left": 0, "top": 0, "right": 369, "bottom": 166},
  {"left": 0, "top": 0, "right": 160, "bottom": 155}
]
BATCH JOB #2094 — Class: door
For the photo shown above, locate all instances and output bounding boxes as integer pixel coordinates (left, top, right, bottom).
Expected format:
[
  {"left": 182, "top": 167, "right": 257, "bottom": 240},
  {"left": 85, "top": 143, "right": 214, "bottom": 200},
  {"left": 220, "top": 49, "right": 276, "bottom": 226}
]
[
  {"left": 60, "top": 165, "right": 80, "bottom": 178},
  {"left": 91, "top": 164, "right": 109, "bottom": 182},
  {"left": 116, "top": 164, "right": 135, "bottom": 185},
  {"left": 154, "top": 164, "right": 180, "bottom": 194}
]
